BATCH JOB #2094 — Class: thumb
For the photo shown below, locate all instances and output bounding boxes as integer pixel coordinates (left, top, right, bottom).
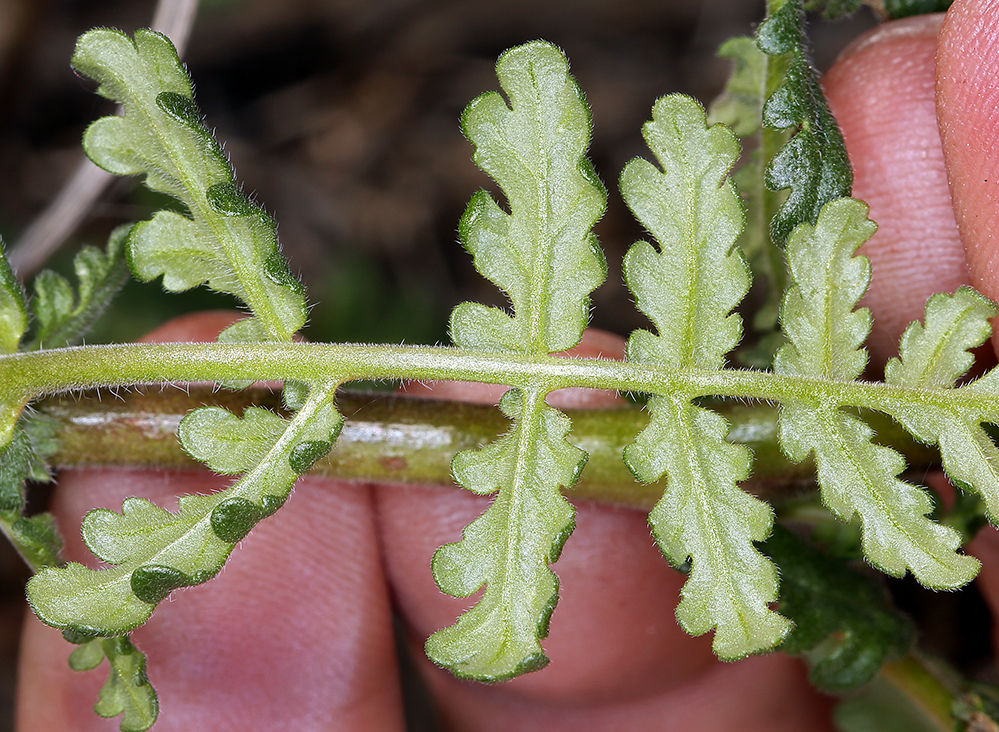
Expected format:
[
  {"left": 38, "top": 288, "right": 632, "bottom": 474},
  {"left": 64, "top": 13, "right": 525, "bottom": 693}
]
[{"left": 936, "top": 0, "right": 999, "bottom": 326}]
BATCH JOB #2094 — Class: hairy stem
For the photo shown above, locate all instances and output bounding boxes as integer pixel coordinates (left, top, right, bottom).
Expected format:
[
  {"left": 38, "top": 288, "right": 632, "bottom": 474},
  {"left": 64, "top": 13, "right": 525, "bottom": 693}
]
[{"left": 2, "top": 342, "right": 997, "bottom": 420}]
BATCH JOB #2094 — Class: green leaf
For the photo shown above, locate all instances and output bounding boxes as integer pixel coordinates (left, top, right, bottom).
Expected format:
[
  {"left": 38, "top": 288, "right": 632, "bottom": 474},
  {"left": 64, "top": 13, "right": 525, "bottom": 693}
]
[
  {"left": 426, "top": 388, "right": 584, "bottom": 681},
  {"left": 0, "top": 426, "right": 30, "bottom": 514},
  {"left": 19, "top": 411, "right": 60, "bottom": 483},
  {"left": 764, "top": 525, "right": 914, "bottom": 693},
  {"left": 26, "top": 382, "right": 342, "bottom": 635},
  {"left": 0, "top": 239, "right": 27, "bottom": 354},
  {"left": 803, "top": 0, "right": 865, "bottom": 18},
  {"left": 27, "top": 224, "right": 130, "bottom": 350},
  {"left": 885, "top": 289, "right": 999, "bottom": 524},
  {"left": 71, "top": 29, "right": 306, "bottom": 342},
  {"left": 177, "top": 406, "right": 288, "bottom": 474},
  {"left": 621, "top": 94, "right": 787, "bottom": 658},
  {"left": 775, "top": 198, "right": 875, "bottom": 381},
  {"left": 756, "top": 0, "right": 853, "bottom": 245},
  {"left": 881, "top": 0, "right": 954, "bottom": 19},
  {"left": 886, "top": 287, "right": 995, "bottom": 391},
  {"left": 0, "top": 415, "right": 65, "bottom": 570},
  {"left": 707, "top": 37, "right": 768, "bottom": 138},
  {"left": 776, "top": 198, "right": 978, "bottom": 589},
  {"left": 708, "top": 36, "right": 792, "bottom": 355},
  {"left": 69, "top": 635, "right": 158, "bottom": 732},
  {"left": 448, "top": 40, "right": 607, "bottom": 355},
  {"left": 8, "top": 513, "right": 64, "bottom": 569},
  {"left": 629, "top": 398, "right": 791, "bottom": 658},
  {"left": 427, "top": 40, "right": 604, "bottom": 681},
  {"left": 621, "top": 94, "right": 749, "bottom": 371}
]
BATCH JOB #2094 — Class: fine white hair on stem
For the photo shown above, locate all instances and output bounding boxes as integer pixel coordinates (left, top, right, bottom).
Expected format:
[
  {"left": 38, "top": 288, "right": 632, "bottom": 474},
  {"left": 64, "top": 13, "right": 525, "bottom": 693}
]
[{"left": 6, "top": 0, "right": 201, "bottom": 278}]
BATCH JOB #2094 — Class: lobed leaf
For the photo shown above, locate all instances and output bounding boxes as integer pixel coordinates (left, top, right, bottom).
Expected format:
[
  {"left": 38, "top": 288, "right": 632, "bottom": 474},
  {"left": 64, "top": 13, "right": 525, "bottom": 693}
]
[
  {"left": 886, "top": 289, "right": 999, "bottom": 523},
  {"left": 774, "top": 197, "right": 875, "bottom": 381},
  {"left": 886, "top": 287, "right": 995, "bottom": 392},
  {"left": 69, "top": 635, "right": 158, "bottom": 732},
  {"left": 426, "top": 388, "right": 584, "bottom": 680},
  {"left": 26, "top": 383, "right": 342, "bottom": 634},
  {"left": 429, "top": 40, "right": 605, "bottom": 682},
  {"left": 71, "top": 29, "right": 306, "bottom": 342},
  {"left": 27, "top": 224, "right": 130, "bottom": 350},
  {"left": 621, "top": 94, "right": 787, "bottom": 657},
  {"left": 627, "top": 398, "right": 790, "bottom": 659},
  {"left": 776, "top": 198, "right": 978, "bottom": 588},
  {"left": 0, "top": 239, "right": 27, "bottom": 354},
  {"left": 756, "top": 0, "right": 853, "bottom": 245},
  {"left": 449, "top": 40, "right": 607, "bottom": 355},
  {"left": 707, "top": 37, "right": 768, "bottom": 138},
  {"left": 783, "top": 405, "right": 978, "bottom": 587},
  {"left": 621, "top": 93, "right": 749, "bottom": 371},
  {"left": 178, "top": 405, "right": 288, "bottom": 475}
]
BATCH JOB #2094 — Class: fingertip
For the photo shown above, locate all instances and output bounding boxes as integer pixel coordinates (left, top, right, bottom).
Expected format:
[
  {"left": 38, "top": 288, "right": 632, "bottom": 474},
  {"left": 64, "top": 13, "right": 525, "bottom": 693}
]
[
  {"left": 824, "top": 14, "right": 970, "bottom": 366},
  {"left": 936, "top": 0, "right": 999, "bottom": 349},
  {"left": 136, "top": 309, "right": 244, "bottom": 343},
  {"left": 17, "top": 471, "right": 405, "bottom": 730}
]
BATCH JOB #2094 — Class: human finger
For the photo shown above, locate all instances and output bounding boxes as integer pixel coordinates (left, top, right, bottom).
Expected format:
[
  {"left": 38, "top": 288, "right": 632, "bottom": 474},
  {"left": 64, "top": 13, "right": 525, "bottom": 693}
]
[
  {"left": 378, "top": 330, "right": 837, "bottom": 731},
  {"left": 936, "top": 0, "right": 999, "bottom": 649},
  {"left": 16, "top": 313, "right": 404, "bottom": 732},
  {"left": 936, "top": 0, "right": 999, "bottom": 317},
  {"left": 823, "top": 13, "right": 971, "bottom": 368}
]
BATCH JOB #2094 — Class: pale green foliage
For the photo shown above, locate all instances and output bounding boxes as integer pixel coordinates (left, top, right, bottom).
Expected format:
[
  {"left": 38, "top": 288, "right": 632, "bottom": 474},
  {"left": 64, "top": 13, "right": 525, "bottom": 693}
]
[
  {"left": 622, "top": 94, "right": 747, "bottom": 371},
  {"left": 776, "top": 199, "right": 979, "bottom": 588},
  {"left": 708, "top": 36, "right": 791, "bottom": 345},
  {"left": 428, "top": 41, "right": 603, "bottom": 680},
  {"left": 71, "top": 29, "right": 306, "bottom": 343},
  {"left": 449, "top": 40, "right": 607, "bottom": 354},
  {"left": 886, "top": 289, "right": 999, "bottom": 523},
  {"left": 621, "top": 95, "right": 790, "bottom": 658},
  {"left": 708, "top": 37, "right": 768, "bottom": 138},
  {"left": 27, "top": 224, "right": 130, "bottom": 350},
  {"left": 25, "top": 382, "right": 342, "bottom": 634},
  {"left": 427, "top": 388, "right": 583, "bottom": 679},
  {"left": 69, "top": 635, "right": 158, "bottom": 732},
  {"left": 0, "top": 238, "right": 27, "bottom": 355},
  {"left": 178, "top": 406, "right": 288, "bottom": 474}
]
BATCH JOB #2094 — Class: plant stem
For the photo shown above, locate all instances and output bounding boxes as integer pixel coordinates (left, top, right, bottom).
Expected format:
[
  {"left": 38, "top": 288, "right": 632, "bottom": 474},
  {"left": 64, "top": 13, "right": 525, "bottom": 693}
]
[
  {"left": 36, "top": 385, "right": 935, "bottom": 509},
  {"left": 2, "top": 342, "right": 996, "bottom": 423}
]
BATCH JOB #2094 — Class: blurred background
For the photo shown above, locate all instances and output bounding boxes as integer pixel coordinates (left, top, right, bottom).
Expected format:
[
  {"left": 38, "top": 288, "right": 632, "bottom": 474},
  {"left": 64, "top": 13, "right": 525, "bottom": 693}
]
[{"left": 0, "top": 0, "right": 890, "bottom": 728}]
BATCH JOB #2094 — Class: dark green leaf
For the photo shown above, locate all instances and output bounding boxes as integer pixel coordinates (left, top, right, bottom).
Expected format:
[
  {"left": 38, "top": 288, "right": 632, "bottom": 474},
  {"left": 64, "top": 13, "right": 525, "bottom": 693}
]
[
  {"left": 764, "top": 525, "right": 914, "bottom": 692},
  {"left": 881, "top": 0, "right": 953, "bottom": 19},
  {"left": 803, "top": 0, "right": 865, "bottom": 19},
  {"left": 0, "top": 427, "right": 30, "bottom": 514},
  {"left": 756, "top": 0, "right": 853, "bottom": 245},
  {"left": 69, "top": 635, "right": 158, "bottom": 732}
]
